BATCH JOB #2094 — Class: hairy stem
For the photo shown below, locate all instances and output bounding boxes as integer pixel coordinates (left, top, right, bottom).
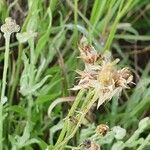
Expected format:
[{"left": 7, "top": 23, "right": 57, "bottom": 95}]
[
  {"left": 54, "top": 89, "right": 85, "bottom": 147},
  {"left": 9, "top": 44, "right": 23, "bottom": 104},
  {"left": 0, "top": 33, "right": 11, "bottom": 150},
  {"left": 137, "top": 134, "right": 150, "bottom": 150},
  {"left": 63, "top": 90, "right": 94, "bottom": 142},
  {"left": 54, "top": 89, "right": 99, "bottom": 149}
]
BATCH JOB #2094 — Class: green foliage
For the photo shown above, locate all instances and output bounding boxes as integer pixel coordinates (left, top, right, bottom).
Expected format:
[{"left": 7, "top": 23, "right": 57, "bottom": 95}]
[
  {"left": 0, "top": 0, "right": 150, "bottom": 149},
  {"left": 79, "top": 117, "right": 150, "bottom": 150}
]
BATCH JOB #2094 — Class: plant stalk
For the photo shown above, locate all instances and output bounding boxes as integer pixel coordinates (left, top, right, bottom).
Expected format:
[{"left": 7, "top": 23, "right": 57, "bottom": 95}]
[
  {"left": 54, "top": 89, "right": 85, "bottom": 146},
  {"left": 9, "top": 44, "right": 23, "bottom": 104},
  {"left": 0, "top": 33, "right": 11, "bottom": 150},
  {"left": 54, "top": 89, "right": 99, "bottom": 149}
]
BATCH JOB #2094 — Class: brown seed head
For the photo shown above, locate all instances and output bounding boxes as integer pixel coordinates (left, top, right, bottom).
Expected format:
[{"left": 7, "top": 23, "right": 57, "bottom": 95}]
[
  {"left": 96, "top": 124, "right": 109, "bottom": 136},
  {"left": 89, "top": 142, "right": 100, "bottom": 150}
]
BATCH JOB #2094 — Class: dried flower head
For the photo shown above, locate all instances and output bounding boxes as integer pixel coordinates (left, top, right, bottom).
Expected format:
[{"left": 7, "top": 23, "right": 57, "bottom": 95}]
[
  {"left": 1, "top": 17, "right": 20, "bottom": 34},
  {"left": 114, "top": 67, "right": 133, "bottom": 88},
  {"left": 89, "top": 142, "right": 100, "bottom": 150},
  {"left": 79, "top": 36, "right": 100, "bottom": 64},
  {"left": 96, "top": 124, "right": 109, "bottom": 136},
  {"left": 72, "top": 36, "right": 133, "bottom": 108},
  {"left": 82, "top": 140, "right": 91, "bottom": 149},
  {"left": 81, "top": 140, "right": 101, "bottom": 150}
]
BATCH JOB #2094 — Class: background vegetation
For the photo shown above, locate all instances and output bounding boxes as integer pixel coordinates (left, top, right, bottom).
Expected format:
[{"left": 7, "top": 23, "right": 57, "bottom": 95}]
[{"left": 0, "top": 0, "right": 150, "bottom": 149}]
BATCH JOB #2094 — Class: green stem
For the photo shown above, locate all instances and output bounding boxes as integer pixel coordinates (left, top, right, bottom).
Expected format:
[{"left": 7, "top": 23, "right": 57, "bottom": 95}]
[
  {"left": 9, "top": 0, "right": 37, "bottom": 105},
  {"left": 9, "top": 44, "right": 23, "bottom": 104},
  {"left": 27, "top": 96, "right": 33, "bottom": 123},
  {"left": 1, "top": 34, "right": 10, "bottom": 100},
  {"left": 137, "top": 134, "right": 150, "bottom": 150},
  {"left": 55, "top": 89, "right": 99, "bottom": 149},
  {"left": 64, "top": 90, "right": 94, "bottom": 141},
  {"left": 0, "top": 103, "right": 3, "bottom": 150},
  {"left": 54, "top": 89, "right": 85, "bottom": 147},
  {"left": 0, "top": 33, "right": 11, "bottom": 150},
  {"left": 80, "top": 89, "right": 94, "bottom": 110}
]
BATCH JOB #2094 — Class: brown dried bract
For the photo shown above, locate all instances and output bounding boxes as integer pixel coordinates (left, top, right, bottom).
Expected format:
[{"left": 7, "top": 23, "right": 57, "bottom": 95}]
[{"left": 79, "top": 36, "right": 99, "bottom": 64}]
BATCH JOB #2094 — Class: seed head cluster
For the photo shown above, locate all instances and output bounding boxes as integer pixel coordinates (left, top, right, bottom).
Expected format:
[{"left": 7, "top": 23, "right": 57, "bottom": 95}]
[{"left": 72, "top": 37, "right": 133, "bottom": 108}]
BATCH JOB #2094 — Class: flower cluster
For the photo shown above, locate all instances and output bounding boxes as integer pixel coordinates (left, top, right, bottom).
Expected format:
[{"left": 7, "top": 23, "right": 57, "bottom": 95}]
[
  {"left": 72, "top": 37, "right": 133, "bottom": 108},
  {"left": 1, "top": 17, "right": 20, "bottom": 34}
]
